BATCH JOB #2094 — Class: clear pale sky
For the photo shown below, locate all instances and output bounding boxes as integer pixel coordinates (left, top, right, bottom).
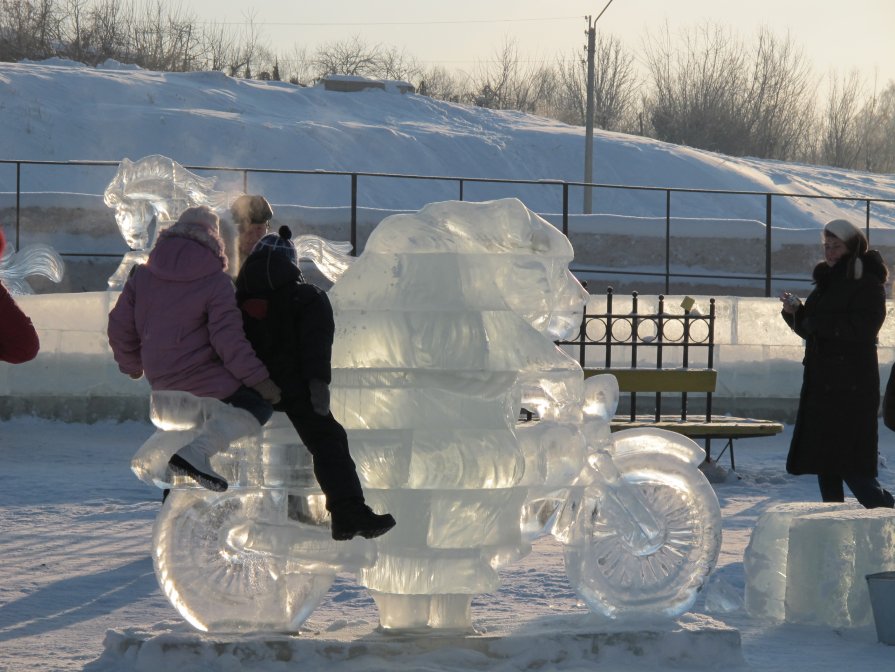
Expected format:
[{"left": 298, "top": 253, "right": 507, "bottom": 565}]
[{"left": 186, "top": 0, "right": 895, "bottom": 88}]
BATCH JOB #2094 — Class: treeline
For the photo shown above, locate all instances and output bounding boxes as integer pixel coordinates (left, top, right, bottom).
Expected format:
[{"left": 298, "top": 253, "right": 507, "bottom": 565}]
[{"left": 2, "top": 1, "right": 893, "bottom": 173}]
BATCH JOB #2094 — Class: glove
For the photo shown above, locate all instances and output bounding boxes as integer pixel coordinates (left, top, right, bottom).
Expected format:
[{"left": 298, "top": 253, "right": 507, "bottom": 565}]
[
  {"left": 253, "top": 377, "right": 282, "bottom": 405},
  {"left": 309, "top": 378, "right": 330, "bottom": 416}
]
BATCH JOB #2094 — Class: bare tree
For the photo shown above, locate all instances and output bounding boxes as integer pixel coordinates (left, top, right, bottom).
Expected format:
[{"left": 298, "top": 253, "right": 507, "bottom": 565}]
[
  {"left": 86, "top": 0, "right": 131, "bottom": 63},
  {"left": 377, "top": 45, "right": 422, "bottom": 82},
  {"left": 128, "top": 1, "right": 199, "bottom": 72},
  {"left": 198, "top": 19, "right": 238, "bottom": 72},
  {"left": 275, "top": 45, "right": 313, "bottom": 85},
  {"left": 820, "top": 70, "right": 863, "bottom": 168},
  {"left": 742, "top": 28, "right": 816, "bottom": 160},
  {"left": 467, "top": 37, "right": 557, "bottom": 115},
  {"left": 555, "top": 34, "right": 638, "bottom": 131},
  {"left": 312, "top": 34, "right": 381, "bottom": 79},
  {"left": 417, "top": 64, "right": 469, "bottom": 102},
  {"left": 59, "top": 0, "right": 90, "bottom": 62},
  {"left": 643, "top": 22, "right": 750, "bottom": 153},
  {"left": 0, "top": 0, "right": 63, "bottom": 61}
]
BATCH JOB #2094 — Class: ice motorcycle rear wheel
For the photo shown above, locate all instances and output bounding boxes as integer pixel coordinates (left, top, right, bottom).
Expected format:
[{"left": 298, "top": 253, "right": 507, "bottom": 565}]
[{"left": 152, "top": 488, "right": 335, "bottom": 632}]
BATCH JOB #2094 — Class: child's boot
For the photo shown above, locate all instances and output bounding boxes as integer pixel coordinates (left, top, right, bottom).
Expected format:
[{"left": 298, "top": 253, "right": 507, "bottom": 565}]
[
  {"left": 168, "top": 408, "right": 261, "bottom": 493},
  {"left": 168, "top": 433, "right": 228, "bottom": 492},
  {"left": 329, "top": 498, "right": 396, "bottom": 540}
]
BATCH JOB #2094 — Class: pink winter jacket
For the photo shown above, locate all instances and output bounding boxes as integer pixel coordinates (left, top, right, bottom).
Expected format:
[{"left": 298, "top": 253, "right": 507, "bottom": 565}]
[{"left": 107, "top": 227, "right": 270, "bottom": 400}]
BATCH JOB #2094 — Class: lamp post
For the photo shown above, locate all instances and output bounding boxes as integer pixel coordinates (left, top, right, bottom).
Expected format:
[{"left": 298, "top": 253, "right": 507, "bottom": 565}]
[{"left": 583, "top": 0, "right": 614, "bottom": 215}]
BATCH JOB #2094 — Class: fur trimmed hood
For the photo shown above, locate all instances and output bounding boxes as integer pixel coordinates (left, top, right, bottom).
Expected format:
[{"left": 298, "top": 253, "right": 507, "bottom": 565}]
[{"left": 157, "top": 206, "right": 228, "bottom": 271}]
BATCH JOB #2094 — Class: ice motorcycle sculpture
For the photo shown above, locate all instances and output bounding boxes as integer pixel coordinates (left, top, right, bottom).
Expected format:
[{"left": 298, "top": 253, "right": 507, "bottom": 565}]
[{"left": 136, "top": 198, "right": 722, "bottom": 632}]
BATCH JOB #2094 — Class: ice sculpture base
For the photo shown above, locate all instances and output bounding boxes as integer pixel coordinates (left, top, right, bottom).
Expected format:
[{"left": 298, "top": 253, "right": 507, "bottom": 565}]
[
  {"left": 97, "top": 613, "right": 742, "bottom": 669},
  {"left": 745, "top": 502, "right": 895, "bottom": 627}
]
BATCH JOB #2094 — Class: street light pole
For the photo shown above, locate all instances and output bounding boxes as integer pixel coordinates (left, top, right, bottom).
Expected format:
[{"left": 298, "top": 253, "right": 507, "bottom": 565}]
[
  {"left": 583, "top": 15, "right": 596, "bottom": 214},
  {"left": 583, "top": 0, "right": 614, "bottom": 215}
]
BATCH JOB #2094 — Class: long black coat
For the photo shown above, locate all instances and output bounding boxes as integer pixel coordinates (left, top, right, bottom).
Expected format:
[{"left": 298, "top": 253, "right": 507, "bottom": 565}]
[
  {"left": 235, "top": 249, "right": 335, "bottom": 409},
  {"left": 783, "top": 251, "right": 888, "bottom": 477}
]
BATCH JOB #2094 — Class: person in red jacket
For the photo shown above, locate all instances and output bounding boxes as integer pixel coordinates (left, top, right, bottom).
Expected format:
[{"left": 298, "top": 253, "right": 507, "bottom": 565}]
[{"left": 0, "top": 230, "right": 40, "bottom": 364}]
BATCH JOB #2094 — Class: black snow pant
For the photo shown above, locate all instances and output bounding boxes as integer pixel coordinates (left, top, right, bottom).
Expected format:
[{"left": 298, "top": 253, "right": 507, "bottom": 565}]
[
  {"left": 818, "top": 473, "right": 895, "bottom": 509},
  {"left": 281, "top": 390, "right": 364, "bottom": 510}
]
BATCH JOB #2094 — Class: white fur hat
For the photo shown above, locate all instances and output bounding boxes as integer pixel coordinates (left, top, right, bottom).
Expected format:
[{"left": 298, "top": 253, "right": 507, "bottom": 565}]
[
  {"left": 824, "top": 218, "right": 863, "bottom": 243},
  {"left": 824, "top": 218, "right": 867, "bottom": 279}
]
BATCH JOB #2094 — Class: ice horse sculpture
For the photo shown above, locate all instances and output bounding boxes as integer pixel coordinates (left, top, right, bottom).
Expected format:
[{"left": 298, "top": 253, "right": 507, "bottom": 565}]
[
  {"left": 103, "top": 155, "right": 230, "bottom": 289},
  {"left": 0, "top": 240, "right": 65, "bottom": 294},
  {"left": 104, "top": 154, "right": 353, "bottom": 288},
  {"left": 138, "top": 198, "right": 721, "bottom": 633}
]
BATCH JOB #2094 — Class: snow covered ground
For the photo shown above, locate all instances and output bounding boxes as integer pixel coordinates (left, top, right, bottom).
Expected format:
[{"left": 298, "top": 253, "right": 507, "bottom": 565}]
[
  {"left": 1, "top": 417, "right": 894, "bottom": 671},
  {"left": 2, "top": 58, "right": 895, "bottom": 672}
]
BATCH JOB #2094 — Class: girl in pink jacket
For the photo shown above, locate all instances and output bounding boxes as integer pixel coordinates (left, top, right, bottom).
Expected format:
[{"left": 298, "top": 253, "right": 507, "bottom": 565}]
[{"left": 108, "top": 206, "right": 280, "bottom": 492}]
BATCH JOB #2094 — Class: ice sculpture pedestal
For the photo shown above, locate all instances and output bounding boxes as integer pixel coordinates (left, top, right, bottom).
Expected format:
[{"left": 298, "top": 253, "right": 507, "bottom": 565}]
[
  {"left": 744, "top": 502, "right": 895, "bottom": 628},
  {"left": 99, "top": 613, "right": 743, "bottom": 669}
]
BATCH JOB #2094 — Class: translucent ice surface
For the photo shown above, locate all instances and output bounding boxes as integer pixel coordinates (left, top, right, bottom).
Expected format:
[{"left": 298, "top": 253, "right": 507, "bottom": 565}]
[
  {"left": 103, "top": 154, "right": 354, "bottom": 288},
  {"left": 104, "top": 155, "right": 228, "bottom": 250},
  {"left": 141, "top": 198, "right": 723, "bottom": 633},
  {"left": 139, "top": 393, "right": 375, "bottom": 633},
  {"left": 743, "top": 501, "right": 895, "bottom": 628},
  {"left": 327, "top": 198, "right": 721, "bottom": 629},
  {"left": 0, "top": 241, "right": 65, "bottom": 294},
  {"left": 784, "top": 508, "right": 895, "bottom": 627}
]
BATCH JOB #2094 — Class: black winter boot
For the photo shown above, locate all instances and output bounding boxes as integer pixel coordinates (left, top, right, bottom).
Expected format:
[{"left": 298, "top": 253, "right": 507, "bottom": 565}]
[{"left": 329, "top": 499, "right": 395, "bottom": 541}]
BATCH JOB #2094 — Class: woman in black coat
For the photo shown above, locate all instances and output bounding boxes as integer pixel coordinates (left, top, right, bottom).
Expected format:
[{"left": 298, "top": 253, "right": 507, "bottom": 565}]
[
  {"left": 780, "top": 218, "right": 894, "bottom": 508},
  {"left": 235, "top": 225, "right": 396, "bottom": 539}
]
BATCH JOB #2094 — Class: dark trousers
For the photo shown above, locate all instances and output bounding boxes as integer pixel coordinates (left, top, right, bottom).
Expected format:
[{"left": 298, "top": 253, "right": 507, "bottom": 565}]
[
  {"left": 818, "top": 473, "right": 895, "bottom": 509},
  {"left": 282, "top": 393, "right": 364, "bottom": 509}
]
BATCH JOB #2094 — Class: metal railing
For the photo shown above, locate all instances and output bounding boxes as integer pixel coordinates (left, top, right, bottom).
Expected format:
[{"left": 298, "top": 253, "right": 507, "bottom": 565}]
[{"left": 2, "top": 158, "right": 894, "bottom": 296}]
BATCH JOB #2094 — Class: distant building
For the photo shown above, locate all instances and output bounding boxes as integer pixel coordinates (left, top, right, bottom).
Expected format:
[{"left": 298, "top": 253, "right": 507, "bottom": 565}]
[{"left": 319, "top": 74, "right": 415, "bottom": 95}]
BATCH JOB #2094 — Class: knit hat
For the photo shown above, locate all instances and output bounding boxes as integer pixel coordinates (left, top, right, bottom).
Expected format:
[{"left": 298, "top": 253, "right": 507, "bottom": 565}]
[
  {"left": 824, "top": 218, "right": 868, "bottom": 279},
  {"left": 161, "top": 205, "right": 228, "bottom": 270},
  {"left": 231, "top": 194, "right": 273, "bottom": 225},
  {"left": 253, "top": 225, "right": 297, "bottom": 266}
]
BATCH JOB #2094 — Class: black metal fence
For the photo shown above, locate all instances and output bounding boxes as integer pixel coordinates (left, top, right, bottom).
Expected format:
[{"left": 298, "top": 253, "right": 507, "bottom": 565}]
[
  {"left": 2, "top": 158, "right": 894, "bottom": 297},
  {"left": 556, "top": 287, "right": 717, "bottom": 421}
]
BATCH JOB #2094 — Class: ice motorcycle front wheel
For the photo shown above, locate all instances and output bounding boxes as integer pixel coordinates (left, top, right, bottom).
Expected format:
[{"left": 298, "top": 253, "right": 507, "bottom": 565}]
[{"left": 562, "top": 449, "right": 722, "bottom": 620}]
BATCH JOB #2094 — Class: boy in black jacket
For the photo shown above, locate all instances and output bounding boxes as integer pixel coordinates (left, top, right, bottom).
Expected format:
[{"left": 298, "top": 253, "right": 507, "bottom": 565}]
[{"left": 235, "top": 225, "right": 395, "bottom": 540}]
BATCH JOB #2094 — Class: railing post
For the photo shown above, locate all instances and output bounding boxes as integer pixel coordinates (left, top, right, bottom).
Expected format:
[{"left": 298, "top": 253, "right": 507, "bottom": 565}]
[
  {"left": 350, "top": 173, "right": 358, "bottom": 256},
  {"left": 656, "top": 294, "right": 665, "bottom": 420},
  {"left": 629, "top": 290, "right": 639, "bottom": 421},
  {"left": 459, "top": 179, "right": 464, "bottom": 201},
  {"left": 242, "top": 170, "right": 248, "bottom": 193},
  {"left": 866, "top": 199, "right": 872, "bottom": 243},
  {"left": 765, "top": 194, "right": 773, "bottom": 297},
  {"left": 562, "top": 182, "right": 569, "bottom": 236},
  {"left": 605, "top": 287, "right": 614, "bottom": 368},
  {"left": 15, "top": 161, "right": 21, "bottom": 250},
  {"left": 665, "top": 191, "right": 671, "bottom": 295}
]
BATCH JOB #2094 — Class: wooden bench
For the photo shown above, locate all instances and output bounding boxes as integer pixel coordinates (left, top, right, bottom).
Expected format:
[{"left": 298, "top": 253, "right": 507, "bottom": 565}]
[
  {"left": 554, "top": 288, "right": 783, "bottom": 470},
  {"left": 582, "top": 367, "right": 783, "bottom": 470}
]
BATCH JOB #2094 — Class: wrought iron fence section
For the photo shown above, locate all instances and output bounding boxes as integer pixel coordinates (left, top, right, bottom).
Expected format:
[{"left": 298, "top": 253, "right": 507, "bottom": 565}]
[{"left": 556, "top": 287, "right": 717, "bottom": 420}]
